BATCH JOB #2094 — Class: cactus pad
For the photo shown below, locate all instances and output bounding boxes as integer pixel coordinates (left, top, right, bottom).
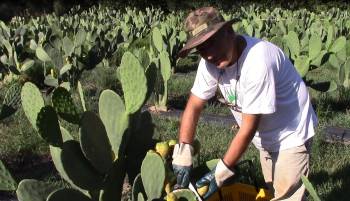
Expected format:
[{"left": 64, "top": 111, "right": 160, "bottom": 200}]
[
  {"left": 309, "top": 35, "right": 322, "bottom": 61},
  {"left": 52, "top": 87, "right": 80, "bottom": 124},
  {"left": 47, "top": 188, "right": 92, "bottom": 201},
  {"left": 99, "top": 90, "right": 129, "bottom": 156},
  {"left": 284, "top": 31, "right": 300, "bottom": 59},
  {"left": 141, "top": 151, "right": 165, "bottom": 200},
  {"left": 145, "top": 62, "right": 157, "bottom": 104},
  {"left": 159, "top": 50, "right": 171, "bottom": 82},
  {"left": 79, "top": 111, "right": 113, "bottom": 174},
  {"left": 132, "top": 174, "right": 146, "bottom": 201},
  {"left": 152, "top": 27, "right": 163, "bottom": 53},
  {"left": 294, "top": 56, "right": 310, "bottom": 77},
  {"left": 172, "top": 189, "right": 197, "bottom": 201},
  {"left": 36, "top": 106, "right": 63, "bottom": 147},
  {"left": 117, "top": 52, "right": 147, "bottom": 114},
  {"left": 99, "top": 158, "right": 126, "bottom": 201},
  {"left": 16, "top": 179, "right": 58, "bottom": 201},
  {"left": 50, "top": 140, "right": 104, "bottom": 191},
  {"left": 21, "top": 82, "right": 44, "bottom": 130},
  {"left": 0, "top": 82, "right": 21, "bottom": 120}
]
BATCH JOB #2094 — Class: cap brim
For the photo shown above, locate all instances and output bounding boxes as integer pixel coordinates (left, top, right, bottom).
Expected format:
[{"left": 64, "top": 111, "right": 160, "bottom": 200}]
[{"left": 177, "top": 18, "right": 239, "bottom": 58}]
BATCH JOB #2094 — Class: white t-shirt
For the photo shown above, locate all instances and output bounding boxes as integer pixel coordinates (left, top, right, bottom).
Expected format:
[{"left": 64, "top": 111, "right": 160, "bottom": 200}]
[{"left": 191, "top": 35, "right": 318, "bottom": 152}]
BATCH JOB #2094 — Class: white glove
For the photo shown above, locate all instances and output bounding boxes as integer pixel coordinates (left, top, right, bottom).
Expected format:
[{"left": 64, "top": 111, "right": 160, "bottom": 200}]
[
  {"left": 214, "top": 159, "right": 235, "bottom": 187},
  {"left": 172, "top": 143, "right": 194, "bottom": 167}
]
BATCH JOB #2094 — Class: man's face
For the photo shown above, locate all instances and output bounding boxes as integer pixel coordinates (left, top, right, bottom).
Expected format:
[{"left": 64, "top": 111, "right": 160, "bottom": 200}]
[{"left": 196, "top": 27, "right": 234, "bottom": 69}]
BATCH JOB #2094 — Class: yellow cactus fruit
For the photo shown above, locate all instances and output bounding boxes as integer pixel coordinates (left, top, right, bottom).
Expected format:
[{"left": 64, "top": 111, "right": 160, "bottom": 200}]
[
  {"left": 50, "top": 69, "right": 55, "bottom": 77},
  {"left": 197, "top": 185, "right": 209, "bottom": 197},
  {"left": 168, "top": 139, "right": 177, "bottom": 147},
  {"left": 155, "top": 142, "right": 170, "bottom": 158},
  {"left": 166, "top": 192, "right": 178, "bottom": 201},
  {"left": 164, "top": 181, "right": 172, "bottom": 194}
]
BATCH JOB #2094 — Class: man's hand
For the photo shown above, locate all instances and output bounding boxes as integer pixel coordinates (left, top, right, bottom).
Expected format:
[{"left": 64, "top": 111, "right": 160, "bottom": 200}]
[
  {"left": 172, "top": 143, "right": 194, "bottom": 189},
  {"left": 195, "top": 159, "right": 235, "bottom": 199}
]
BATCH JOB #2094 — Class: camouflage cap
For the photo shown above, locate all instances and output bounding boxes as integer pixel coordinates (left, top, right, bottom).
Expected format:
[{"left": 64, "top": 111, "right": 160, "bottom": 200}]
[{"left": 178, "top": 7, "right": 238, "bottom": 58}]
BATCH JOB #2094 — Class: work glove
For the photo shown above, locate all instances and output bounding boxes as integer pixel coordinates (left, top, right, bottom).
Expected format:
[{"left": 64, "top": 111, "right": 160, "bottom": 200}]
[
  {"left": 172, "top": 143, "right": 194, "bottom": 189},
  {"left": 195, "top": 159, "right": 235, "bottom": 199}
]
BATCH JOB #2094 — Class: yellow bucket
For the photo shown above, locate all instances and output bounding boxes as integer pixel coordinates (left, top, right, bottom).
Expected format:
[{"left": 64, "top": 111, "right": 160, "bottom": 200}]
[{"left": 206, "top": 183, "right": 273, "bottom": 201}]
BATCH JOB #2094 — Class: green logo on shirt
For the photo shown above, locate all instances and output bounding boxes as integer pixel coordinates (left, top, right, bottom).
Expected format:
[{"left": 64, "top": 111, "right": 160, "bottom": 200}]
[{"left": 227, "top": 89, "right": 236, "bottom": 103}]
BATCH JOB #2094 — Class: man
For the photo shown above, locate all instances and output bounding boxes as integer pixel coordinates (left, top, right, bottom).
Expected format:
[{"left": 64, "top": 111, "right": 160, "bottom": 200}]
[{"left": 171, "top": 7, "right": 318, "bottom": 201}]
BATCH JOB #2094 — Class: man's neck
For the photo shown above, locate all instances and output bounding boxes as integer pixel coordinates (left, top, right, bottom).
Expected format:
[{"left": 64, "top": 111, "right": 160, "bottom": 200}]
[
  {"left": 228, "top": 34, "right": 247, "bottom": 66},
  {"left": 235, "top": 35, "right": 247, "bottom": 61}
]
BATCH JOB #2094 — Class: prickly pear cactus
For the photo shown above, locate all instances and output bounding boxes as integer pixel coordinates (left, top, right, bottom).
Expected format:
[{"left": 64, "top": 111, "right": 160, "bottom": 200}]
[
  {"left": 152, "top": 27, "right": 164, "bottom": 52},
  {"left": 117, "top": 52, "right": 147, "bottom": 114},
  {"left": 36, "top": 106, "right": 63, "bottom": 147},
  {"left": 50, "top": 140, "right": 104, "bottom": 191},
  {"left": 99, "top": 90, "right": 129, "bottom": 156},
  {"left": 49, "top": 128, "right": 88, "bottom": 193},
  {"left": 145, "top": 62, "right": 157, "bottom": 103},
  {"left": 21, "top": 82, "right": 44, "bottom": 130},
  {"left": 329, "top": 36, "right": 346, "bottom": 54},
  {"left": 52, "top": 87, "right": 81, "bottom": 124},
  {"left": 159, "top": 51, "right": 171, "bottom": 82},
  {"left": 172, "top": 189, "right": 197, "bottom": 201},
  {"left": 132, "top": 174, "right": 146, "bottom": 201},
  {"left": 99, "top": 158, "right": 126, "bottom": 201},
  {"left": 0, "top": 160, "right": 17, "bottom": 191},
  {"left": 284, "top": 31, "right": 300, "bottom": 59},
  {"left": 0, "top": 82, "right": 21, "bottom": 120},
  {"left": 16, "top": 179, "right": 58, "bottom": 201},
  {"left": 47, "top": 188, "right": 92, "bottom": 201},
  {"left": 79, "top": 111, "right": 113, "bottom": 174},
  {"left": 141, "top": 151, "right": 166, "bottom": 200},
  {"left": 36, "top": 47, "right": 52, "bottom": 63},
  {"left": 308, "top": 35, "right": 322, "bottom": 61}
]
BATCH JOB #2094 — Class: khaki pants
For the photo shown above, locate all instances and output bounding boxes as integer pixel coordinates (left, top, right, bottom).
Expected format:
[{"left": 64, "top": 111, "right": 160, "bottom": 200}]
[{"left": 259, "top": 141, "right": 311, "bottom": 201}]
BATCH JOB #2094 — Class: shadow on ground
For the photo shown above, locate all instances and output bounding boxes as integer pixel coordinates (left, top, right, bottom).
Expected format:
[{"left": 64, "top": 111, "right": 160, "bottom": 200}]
[
  {"left": 0, "top": 150, "right": 58, "bottom": 200},
  {"left": 309, "top": 160, "right": 350, "bottom": 201}
]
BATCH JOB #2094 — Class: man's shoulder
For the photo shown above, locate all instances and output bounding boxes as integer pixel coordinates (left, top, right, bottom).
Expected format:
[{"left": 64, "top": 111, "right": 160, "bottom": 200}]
[{"left": 198, "top": 58, "right": 220, "bottom": 74}]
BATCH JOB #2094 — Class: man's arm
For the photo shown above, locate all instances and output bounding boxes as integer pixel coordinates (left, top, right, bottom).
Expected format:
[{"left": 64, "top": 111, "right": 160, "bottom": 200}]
[
  {"left": 223, "top": 113, "right": 261, "bottom": 167},
  {"left": 178, "top": 93, "right": 207, "bottom": 144}
]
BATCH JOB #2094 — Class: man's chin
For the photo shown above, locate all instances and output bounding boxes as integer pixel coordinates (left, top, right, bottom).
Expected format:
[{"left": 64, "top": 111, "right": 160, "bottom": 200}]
[{"left": 216, "top": 61, "right": 229, "bottom": 69}]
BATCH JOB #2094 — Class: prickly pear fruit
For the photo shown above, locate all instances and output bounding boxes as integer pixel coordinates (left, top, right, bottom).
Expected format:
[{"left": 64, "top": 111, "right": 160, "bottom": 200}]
[
  {"left": 197, "top": 185, "right": 208, "bottom": 197},
  {"left": 164, "top": 181, "right": 171, "bottom": 194},
  {"left": 155, "top": 142, "right": 170, "bottom": 158},
  {"left": 166, "top": 192, "right": 178, "bottom": 201},
  {"left": 168, "top": 139, "right": 176, "bottom": 147}
]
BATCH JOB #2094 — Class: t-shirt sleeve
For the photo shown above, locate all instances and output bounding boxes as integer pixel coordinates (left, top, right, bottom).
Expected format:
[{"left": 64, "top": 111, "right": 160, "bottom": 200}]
[
  {"left": 191, "top": 59, "right": 218, "bottom": 100},
  {"left": 241, "top": 48, "right": 276, "bottom": 114}
]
